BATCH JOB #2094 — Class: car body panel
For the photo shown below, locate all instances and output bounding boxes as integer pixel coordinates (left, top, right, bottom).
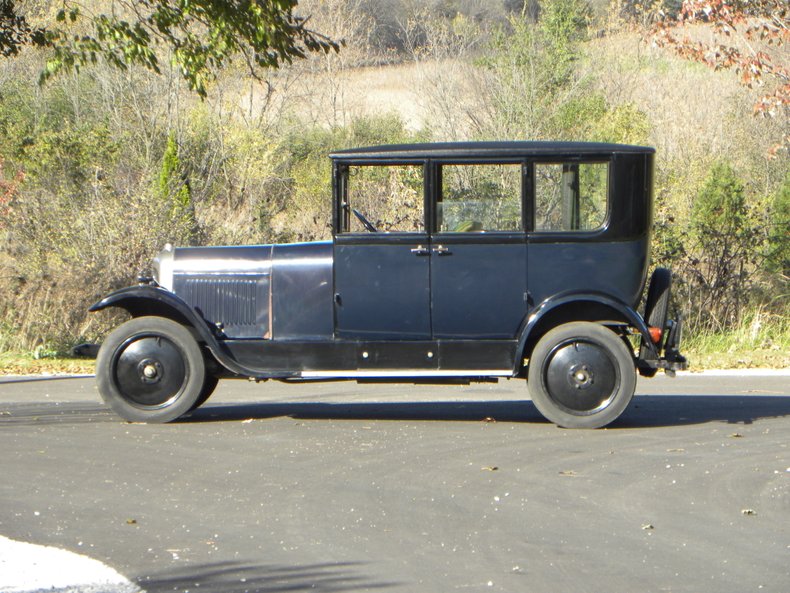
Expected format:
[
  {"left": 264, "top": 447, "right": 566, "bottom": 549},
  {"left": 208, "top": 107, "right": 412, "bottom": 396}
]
[
  {"left": 271, "top": 241, "right": 334, "bottom": 340},
  {"left": 527, "top": 237, "right": 650, "bottom": 311}
]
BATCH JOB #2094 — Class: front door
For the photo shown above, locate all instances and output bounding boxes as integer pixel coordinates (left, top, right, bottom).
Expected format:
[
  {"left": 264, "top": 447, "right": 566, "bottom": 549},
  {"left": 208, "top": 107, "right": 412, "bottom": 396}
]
[
  {"left": 334, "top": 236, "right": 431, "bottom": 338},
  {"left": 333, "top": 162, "right": 431, "bottom": 339}
]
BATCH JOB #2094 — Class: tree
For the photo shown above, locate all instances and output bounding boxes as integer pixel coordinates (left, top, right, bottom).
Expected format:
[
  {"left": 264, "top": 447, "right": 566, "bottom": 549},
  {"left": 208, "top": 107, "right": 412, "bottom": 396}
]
[
  {"left": 0, "top": 0, "right": 339, "bottom": 96},
  {"left": 652, "top": 0, "right": 789, "bottom": 155},
  {"left": 687, "top": 161, "right": 760, "bottom": 329},
  {"left": 476, "top": 0, "right": 648, "bottom": 144},
  {"left": 766, "top": 171, "right": 789, "bottom": 280}
]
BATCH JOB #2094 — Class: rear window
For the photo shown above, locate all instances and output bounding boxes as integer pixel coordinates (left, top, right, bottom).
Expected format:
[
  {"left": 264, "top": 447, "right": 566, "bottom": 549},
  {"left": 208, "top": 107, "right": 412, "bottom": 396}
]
[{"left": 534, "top": 162, "right": 608, "bottom": 232}]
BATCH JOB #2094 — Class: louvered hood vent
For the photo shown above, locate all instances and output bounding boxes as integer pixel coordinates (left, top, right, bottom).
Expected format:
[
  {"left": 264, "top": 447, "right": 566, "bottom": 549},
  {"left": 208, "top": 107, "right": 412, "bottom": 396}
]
[{"left": 168, "top": 245, "right": 273, "bottom": 339}]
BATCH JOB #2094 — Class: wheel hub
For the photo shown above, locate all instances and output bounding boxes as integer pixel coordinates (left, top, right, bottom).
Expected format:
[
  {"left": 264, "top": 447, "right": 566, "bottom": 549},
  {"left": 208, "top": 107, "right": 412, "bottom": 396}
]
[
  {"left": 544, "top": 340, "right": 619, "bottom": 414},
  {"left": 113, "top": 335, "right": 187, "bottom": 408},
  {"left": 569, "top": 364, "right": 593, "bottom": 389},
  {"left": 139, "top": 359, "right": 163, "bottom": 383}
]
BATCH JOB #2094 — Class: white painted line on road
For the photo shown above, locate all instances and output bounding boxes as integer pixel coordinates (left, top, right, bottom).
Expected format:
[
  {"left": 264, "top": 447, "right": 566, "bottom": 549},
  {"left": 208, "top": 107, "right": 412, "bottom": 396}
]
[
  {"left": 1, "top": 368, "right": 788, "bottom": 384},
  {"left": 678, "top": 369, "right": 790, "bottom": 377},
  {"left": 0, "top": 375, "right": 95, "bottom": 383},
  {"left": 0, "top": 535, "right": 141, "bottom": 593}
]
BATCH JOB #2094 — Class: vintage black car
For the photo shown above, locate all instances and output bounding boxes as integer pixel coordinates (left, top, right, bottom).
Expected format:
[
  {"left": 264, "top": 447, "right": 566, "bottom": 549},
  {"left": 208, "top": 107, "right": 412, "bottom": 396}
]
[{"left": 91, "top": 141, "right": 686, "bottom": 428}]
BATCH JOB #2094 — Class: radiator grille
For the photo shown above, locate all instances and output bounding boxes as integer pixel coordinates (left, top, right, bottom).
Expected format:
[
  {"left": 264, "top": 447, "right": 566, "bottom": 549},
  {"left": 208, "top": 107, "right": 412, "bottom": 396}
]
[{"left": 174, "top": 275, "right": 270, "bottom": 338}]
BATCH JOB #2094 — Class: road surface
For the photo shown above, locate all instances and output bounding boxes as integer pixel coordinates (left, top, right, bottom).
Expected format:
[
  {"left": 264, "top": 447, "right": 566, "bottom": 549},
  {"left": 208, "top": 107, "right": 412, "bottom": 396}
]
[{"left": 1, "top": 372, "right": 788, "bottom": 592}]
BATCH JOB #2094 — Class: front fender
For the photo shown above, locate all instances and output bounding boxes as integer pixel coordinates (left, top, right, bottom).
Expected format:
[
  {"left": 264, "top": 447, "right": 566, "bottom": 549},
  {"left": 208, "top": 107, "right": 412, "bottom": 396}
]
[
  {"left": 90, "top": 285, "right": 299, "bottom": 379},
  {"left": 516, "top": 291, "right": 657, "bottom": 364},
  {"left": 89, "top": 285, "right": 218, "bottom": 346}
]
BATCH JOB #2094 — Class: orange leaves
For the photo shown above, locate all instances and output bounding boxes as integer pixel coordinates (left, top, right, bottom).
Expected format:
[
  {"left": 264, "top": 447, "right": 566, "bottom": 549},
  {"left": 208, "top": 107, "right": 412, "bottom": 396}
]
[
  {"left": 0, "top": 158, "right": 24, "bottom": 227},
  {"left": 651, "top": 0, "right": 788, "bottom": 154}
]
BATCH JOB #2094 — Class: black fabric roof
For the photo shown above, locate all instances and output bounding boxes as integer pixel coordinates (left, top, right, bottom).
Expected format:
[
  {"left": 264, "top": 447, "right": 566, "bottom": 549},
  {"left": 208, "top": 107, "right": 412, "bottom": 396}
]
[{"left": 329, "top": 141, "right": 654, "bottom": 160}]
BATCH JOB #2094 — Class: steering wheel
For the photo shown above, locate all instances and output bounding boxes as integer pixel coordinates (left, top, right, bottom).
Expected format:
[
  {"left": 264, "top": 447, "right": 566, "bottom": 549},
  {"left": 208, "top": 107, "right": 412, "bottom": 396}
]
[{"left": 352, "top": 208, "right": 378, "bottom": 232}]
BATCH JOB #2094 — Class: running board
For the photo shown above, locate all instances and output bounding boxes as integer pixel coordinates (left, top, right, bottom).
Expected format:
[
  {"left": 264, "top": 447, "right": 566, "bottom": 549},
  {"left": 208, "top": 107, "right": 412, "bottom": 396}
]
[{"left": 300, "top": 369, "right": 514, "bottom": 379}]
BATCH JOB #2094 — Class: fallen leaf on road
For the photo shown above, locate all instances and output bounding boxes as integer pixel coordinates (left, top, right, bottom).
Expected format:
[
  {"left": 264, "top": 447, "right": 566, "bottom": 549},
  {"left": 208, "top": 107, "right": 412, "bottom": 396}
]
[
  {"left": 641, "top": 524, "right": 654, "bottom": 530},
  {"left": 741, "top": 509, "right": 757, "bottom": 516},
  {"left": 729, "top": 433, "right": 744, "bottom": 438},
  {"left": 481, "top": 466, "right": 499, "bottom": 472},
  {"left": 559, "top": 470, "right": 576, "bottom": 477},
  {"left": 126, "top": 518, "right": 137, "bottom": 525}
]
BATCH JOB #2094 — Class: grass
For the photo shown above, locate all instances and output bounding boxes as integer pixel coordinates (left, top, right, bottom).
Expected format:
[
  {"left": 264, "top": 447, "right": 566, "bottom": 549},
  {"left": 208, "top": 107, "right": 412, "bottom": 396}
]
[
  {"left": 683, "top": 345, "right": 789, "bottom": 370},
  {"left": 682, "top": 312, "right": 790, "bottom": 370},
  {"left": 0, "top": 352, "right": 95, "bottom": 376}
]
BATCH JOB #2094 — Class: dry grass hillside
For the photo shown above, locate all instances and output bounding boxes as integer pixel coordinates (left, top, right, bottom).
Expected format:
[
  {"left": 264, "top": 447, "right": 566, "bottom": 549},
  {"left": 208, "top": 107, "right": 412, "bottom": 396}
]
[{"left": 289, "top": 30, "right": 782, "bottom": 159}]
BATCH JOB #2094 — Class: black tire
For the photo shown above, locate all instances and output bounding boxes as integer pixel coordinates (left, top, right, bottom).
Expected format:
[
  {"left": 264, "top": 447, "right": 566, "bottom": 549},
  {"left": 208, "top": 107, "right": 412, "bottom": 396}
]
[
  {"left": 189, "top": 373, "right": 220, "bottom": 412},
  {"left": 528, "top": 322, "right": 637, "bottom": 429},
  {"left": 639, "top": 268, "right": 672, "bottom": 377},
  {"left": 96, "top": 316, "right": 207, "bottom": 423}
]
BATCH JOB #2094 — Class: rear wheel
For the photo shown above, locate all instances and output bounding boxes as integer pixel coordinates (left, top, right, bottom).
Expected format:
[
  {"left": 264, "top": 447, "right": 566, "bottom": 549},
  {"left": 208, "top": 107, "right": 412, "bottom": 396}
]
[
  {"left": 96, "top": 316, "right": 207, "bottom": 423},
  {"left": 528, "top": 322, "right": 636, "bottom": 429}
]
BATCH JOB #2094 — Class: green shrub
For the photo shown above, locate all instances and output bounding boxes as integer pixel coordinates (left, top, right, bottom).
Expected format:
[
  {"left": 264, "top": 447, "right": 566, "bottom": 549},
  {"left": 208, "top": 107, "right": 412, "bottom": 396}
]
[
  {"left": 766, "top": 171, "right": 789, "bottom": 280},
  {"left": 269, "top": 114, "right": 417, "bottom": 242},
  {"left": 682, "top": 162, "right": 761, "bottom": 330}
]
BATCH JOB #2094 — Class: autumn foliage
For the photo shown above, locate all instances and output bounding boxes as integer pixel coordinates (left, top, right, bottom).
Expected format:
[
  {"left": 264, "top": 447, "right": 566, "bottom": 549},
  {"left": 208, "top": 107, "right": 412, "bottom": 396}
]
[
  {"left": 0, "top": 157, "right": 23, "bottom": 228},
  {"left": 653, "top": 0, "right": 789, "bottom": 154}
]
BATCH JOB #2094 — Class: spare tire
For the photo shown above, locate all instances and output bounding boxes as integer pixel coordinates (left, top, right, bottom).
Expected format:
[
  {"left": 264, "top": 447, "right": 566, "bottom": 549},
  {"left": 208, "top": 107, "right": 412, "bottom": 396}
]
[{"left": 639, "top": 267, "right": 672, "bottom": 377}]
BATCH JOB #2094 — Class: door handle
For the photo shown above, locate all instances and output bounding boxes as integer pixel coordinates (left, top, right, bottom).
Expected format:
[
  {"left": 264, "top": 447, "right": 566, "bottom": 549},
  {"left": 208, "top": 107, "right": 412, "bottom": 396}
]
[
  {"left": 410, "top": 245, "right": 430, "bottom": 256},
  {"left": 432, "top": 245, "right": 451, "bottom": 255}
]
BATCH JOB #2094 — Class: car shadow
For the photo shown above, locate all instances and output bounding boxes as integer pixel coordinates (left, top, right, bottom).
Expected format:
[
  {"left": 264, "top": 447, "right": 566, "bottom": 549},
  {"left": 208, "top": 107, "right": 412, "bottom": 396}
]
[
  {"left": 185, "top": 394, "right": 790, "bottom": 428},
  {"left": 137, "top": 560, "right": 397, "bottom": 593}
]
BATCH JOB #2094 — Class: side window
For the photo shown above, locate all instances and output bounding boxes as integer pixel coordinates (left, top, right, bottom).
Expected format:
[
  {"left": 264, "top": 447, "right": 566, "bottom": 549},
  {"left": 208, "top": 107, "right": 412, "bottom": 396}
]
[
  {"left": 438, "top": 163, "right": 522, "bottom": 232},
  {"left": 534, "top": 162, "right": 608, "bottom": 232},
  {"left": 341, "top": 164, "right": 424, "bottom": 233}
]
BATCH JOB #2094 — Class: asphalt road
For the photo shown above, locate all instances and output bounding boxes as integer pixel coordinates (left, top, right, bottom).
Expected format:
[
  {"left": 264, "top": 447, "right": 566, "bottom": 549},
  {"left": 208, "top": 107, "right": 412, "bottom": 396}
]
[{"left": 1, "top": 373, "right": 789, "bottom": 593}]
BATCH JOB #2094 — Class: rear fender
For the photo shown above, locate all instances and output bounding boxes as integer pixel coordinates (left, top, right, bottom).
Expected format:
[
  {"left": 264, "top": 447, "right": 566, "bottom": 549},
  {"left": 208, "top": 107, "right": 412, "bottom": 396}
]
[{"left": 516, "top": 292, "right": 657, "bottom": 371}]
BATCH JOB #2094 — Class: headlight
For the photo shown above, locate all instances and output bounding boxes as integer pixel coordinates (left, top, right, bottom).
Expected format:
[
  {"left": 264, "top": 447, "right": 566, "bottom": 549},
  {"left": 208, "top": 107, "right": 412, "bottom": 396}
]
[{"left": 152, "top": 243, "right": 175, "bottom": 290}]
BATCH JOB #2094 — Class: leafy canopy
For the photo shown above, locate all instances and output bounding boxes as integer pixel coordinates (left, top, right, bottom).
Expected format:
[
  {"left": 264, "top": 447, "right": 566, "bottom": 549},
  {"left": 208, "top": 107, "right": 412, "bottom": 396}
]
[{"left": 0, "top": 0, "right": 339, "bottom": 96}]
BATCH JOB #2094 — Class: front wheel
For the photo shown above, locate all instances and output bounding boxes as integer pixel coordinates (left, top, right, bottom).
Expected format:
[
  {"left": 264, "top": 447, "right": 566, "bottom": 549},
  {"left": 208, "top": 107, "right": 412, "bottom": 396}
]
[
  {"left": 96, "top": 316, "right": 208, "bottom": 423},
  {"left": 527, "top": 322, "right": 636, "bottom": 429},
  {"left": 189, "top": 373, "right": 219, "bottom": 412}
]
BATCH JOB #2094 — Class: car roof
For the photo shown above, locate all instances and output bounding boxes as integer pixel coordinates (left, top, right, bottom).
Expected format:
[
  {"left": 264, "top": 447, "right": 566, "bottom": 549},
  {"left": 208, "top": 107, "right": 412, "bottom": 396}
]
[{"left": 329, "top": 141, "right": 655, "bottom": 160}]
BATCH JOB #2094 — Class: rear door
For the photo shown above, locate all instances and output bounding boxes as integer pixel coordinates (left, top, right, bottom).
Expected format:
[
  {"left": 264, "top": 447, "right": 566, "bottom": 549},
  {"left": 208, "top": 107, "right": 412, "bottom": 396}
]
[{"left": 429, "top": 161, "right": 528, "bottom": 340}]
